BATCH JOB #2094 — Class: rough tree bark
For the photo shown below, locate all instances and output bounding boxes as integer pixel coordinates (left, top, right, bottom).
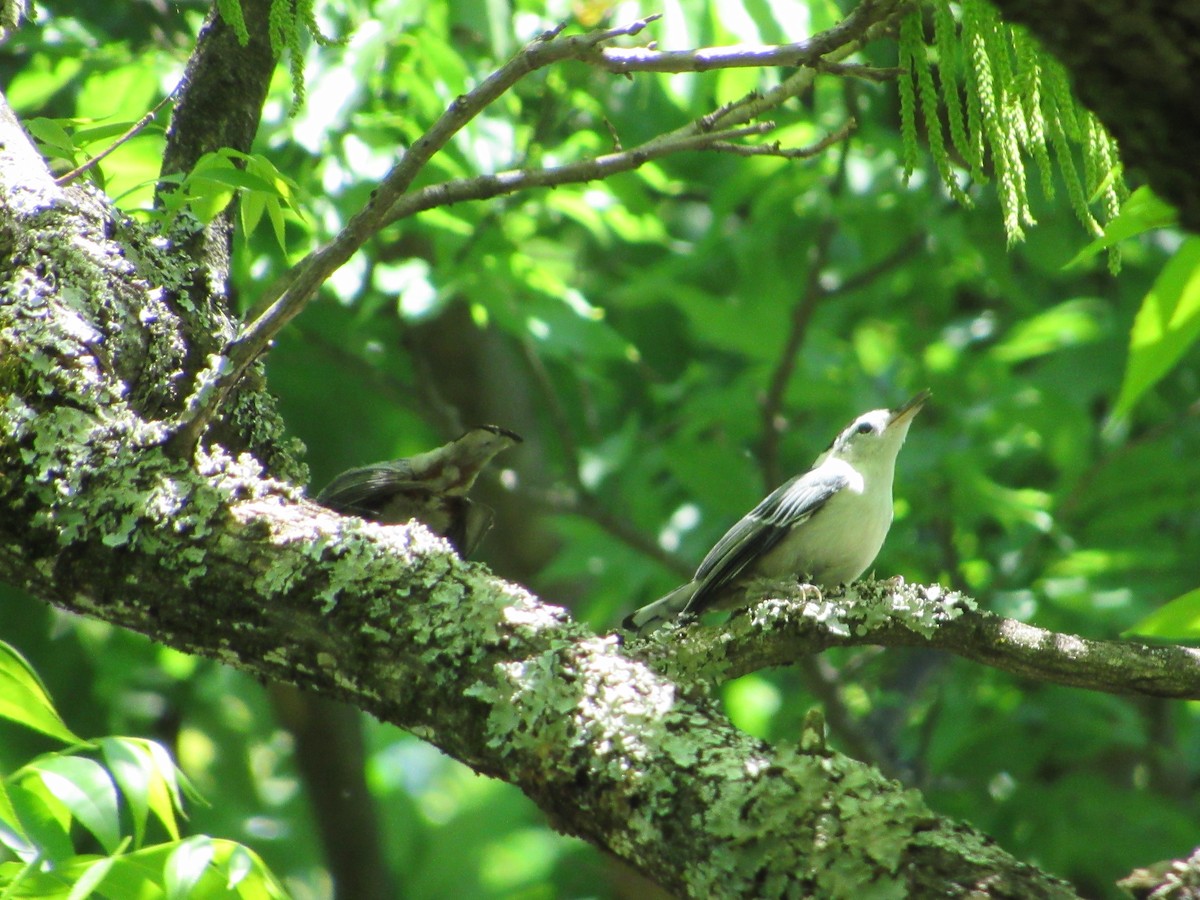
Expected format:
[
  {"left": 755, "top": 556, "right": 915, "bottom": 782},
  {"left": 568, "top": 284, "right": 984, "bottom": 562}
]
[
  {"left": 0, "top": 91, "right": 1081, "bottom": 896},
  {"left": 3, "top": 0, "right": 1200, "bottom": 896}
]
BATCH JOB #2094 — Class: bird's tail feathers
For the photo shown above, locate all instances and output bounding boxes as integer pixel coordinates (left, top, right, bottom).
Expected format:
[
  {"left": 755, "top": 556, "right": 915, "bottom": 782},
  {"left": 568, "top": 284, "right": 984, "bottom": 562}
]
[{"left": 622, "top": 583, "right": 698, "bottom": 634}]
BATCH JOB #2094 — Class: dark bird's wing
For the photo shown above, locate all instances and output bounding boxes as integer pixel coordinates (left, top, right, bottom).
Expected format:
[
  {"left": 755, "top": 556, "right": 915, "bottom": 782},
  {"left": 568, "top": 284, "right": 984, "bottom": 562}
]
[
  {"left": 687, "top": 469, "right": 848, "bottom": 613},
  {"left": 315, "top": 460, "right": 423, "bottom": 518},
  {"left": 315, "top": 425, "right": 520, "bottom": 556}
]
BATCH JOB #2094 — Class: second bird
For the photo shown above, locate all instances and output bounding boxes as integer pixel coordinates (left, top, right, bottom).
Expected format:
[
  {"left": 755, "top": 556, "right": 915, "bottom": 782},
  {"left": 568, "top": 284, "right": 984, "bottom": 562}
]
[
  {"left": 315, "top": 425, "right": 522, "bottom": 558},
  {"left": 624, "top": 391, "right": 929, "bottom": 633}
]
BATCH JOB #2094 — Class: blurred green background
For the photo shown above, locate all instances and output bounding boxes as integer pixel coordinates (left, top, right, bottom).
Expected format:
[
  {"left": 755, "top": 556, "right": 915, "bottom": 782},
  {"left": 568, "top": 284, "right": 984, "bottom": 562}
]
[{"left": 2, "top": 0, "right": 1198, "bottom": 897}]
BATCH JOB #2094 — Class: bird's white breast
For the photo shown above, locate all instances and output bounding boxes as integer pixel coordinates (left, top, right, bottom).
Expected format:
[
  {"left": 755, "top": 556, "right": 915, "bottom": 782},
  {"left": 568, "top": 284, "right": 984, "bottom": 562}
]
[{"left": 756, "top": 457, "right": 896, "bottom": 585}]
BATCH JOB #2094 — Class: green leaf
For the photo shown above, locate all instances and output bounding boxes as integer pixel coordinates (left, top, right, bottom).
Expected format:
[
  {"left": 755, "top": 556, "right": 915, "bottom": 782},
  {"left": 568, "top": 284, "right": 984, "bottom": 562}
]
[
  {"left": 65, "top": 839, "right": 130, "bottom": 900},
  {"left": 71, "top": 121, "right": 146, "bottom": 148},
  {"left": 98, "top": 739, "right": 151, "bottom": 847},
  {"left": 0, "top": 858, "right": 68, "bottom": 899},
  {"left": 1124, "top": 587, "right": 1200, "bottom": 640},
  {"left": 225, "top": 841, "right": 289, "bottom": 897},
  {"left": 28, "top": 757, "right": 121, "bottom": 854},
  {"left": 190, "top": 166, "right": 278, "bottom": 195},
  {"left": 0, "top": 778, "right": 34, "bottom": 860},
  {"left": 1113, "top": 236, "right": 1200, "bottom": 418},
  {"left": 239, "top": 189, "right": 266, "bottom": 238},
  {"left": 164, "top": 835, "right": 214, "bottom": 900},
  {"left": 6, "top": 778, "right": 74, "bottom": 865},
  {"left": 24, "top": 117, "right": 79, "bottom": 161},
  {"left": 991, "top": 297, "right": 1109, "bottom": 362},
  {"left": 1065, "top": 186, "right": 1178, "bottom": 269},
  {"left": 0, "top": 641, "right": 84, "bottom": 744}
]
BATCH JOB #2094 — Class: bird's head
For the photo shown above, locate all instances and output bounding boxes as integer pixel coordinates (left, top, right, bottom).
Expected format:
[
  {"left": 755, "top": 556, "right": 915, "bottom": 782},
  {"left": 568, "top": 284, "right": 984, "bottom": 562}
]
[
  {"left": 438, "top": 425, "right": 523, "bottom": 494},
  {"left": 823, "top": 389, "right": 930, "bottom": 467}
]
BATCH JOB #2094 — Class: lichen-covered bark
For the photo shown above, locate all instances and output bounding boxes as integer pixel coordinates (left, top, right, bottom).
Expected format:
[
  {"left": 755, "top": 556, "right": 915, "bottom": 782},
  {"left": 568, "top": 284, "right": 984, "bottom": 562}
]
[
  {"left": 986, "top": 0, "right": 1200, "bottom": 231},
  {"left": 0, "top": 91, "right": 1079, "bottom": 896}
]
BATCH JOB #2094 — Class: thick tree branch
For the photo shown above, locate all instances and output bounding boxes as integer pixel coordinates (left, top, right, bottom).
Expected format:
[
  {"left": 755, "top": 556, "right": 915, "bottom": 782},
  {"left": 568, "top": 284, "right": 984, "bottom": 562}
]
[
  {"left": 636, "top": 580, "right": 1200, "bottom": 701},
  {"left": 3, "top": 108, "right": 1080, "bottom": 894}
]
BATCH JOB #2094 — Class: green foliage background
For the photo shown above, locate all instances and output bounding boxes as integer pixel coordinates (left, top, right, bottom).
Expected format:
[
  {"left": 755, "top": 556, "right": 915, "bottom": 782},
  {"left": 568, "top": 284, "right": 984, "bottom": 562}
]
[{"left": 2, "top": 0, "right": 1199, "bottom": 897}]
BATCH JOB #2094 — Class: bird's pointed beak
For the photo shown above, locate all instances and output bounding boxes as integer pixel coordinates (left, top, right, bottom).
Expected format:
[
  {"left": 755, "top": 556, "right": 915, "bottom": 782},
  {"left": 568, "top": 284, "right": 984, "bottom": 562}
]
[{"left": 886, "top": 389, "right": 931, "bottom": 430}]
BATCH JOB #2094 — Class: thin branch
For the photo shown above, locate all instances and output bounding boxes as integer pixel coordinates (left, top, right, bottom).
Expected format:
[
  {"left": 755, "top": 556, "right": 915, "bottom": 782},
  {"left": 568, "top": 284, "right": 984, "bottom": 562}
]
[
  {"left": 595, "top": 0, "right": 908, "bottom": 75},
  {"left": 293, "top": 323, "right": 426, "bottom": 419},
  {"left": 532, "top": 486, "right": 693, "bottom": 577},
  {"left": 518, "top": 337, "right": 585, "bottom": 489},
  {"left": 823, "top": 231, "right": 925, "bottom": 298},
  {"left": 168, "top": 0, "right": 909, "bottom": 457},
  {"left": 637, "top": 580, "right": 1200, "bottom": 701},
  {"left": 662, "top": 3, "right": 908, "bottom": 139},
  {"left": 710, "top": 118, "right": 857, "bottom": 158},
  {"left": 380, "top": 123, "right": 776, "bottom": 227},
  {"left": 56, "top": 89, "right": 180, "bottom": 186},
  {"left": 813, "top": 60, "right": 904, "bottom": 81},
  {"left": 166, "top": 15, "right": 664, "bottom": 456}
]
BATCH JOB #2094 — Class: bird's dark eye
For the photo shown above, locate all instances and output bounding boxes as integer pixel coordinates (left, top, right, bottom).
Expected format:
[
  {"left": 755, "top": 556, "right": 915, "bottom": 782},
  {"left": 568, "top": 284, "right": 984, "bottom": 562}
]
[{"left": 855, "top": 422, "right": 873, "bottom": 435}]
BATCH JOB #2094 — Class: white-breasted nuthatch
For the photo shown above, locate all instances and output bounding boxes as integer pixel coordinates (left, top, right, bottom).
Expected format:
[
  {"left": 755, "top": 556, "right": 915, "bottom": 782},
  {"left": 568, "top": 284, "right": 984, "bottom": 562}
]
[
  {"left": 623, "top": 391, "right": 929, "bottom": 632},
  {"left": 315, "top": 425, "right": 521, "bottom": 557}
]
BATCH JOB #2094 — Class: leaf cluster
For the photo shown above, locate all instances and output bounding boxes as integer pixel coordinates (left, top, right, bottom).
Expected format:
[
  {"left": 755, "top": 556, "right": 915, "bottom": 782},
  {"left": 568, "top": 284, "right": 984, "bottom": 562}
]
[
  {"left": 899, "top": 0, "right": 1125, "bottom": 253},
  {"left": 0, "top": 642, "right": 288, "bottom": 899}
]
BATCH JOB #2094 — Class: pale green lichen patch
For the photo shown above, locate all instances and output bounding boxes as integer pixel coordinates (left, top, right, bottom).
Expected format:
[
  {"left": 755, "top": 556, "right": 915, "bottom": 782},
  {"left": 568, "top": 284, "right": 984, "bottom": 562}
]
[
  {"left": 737, "top": 577, "right": 975, "bottom": 640},
  {"left": 752, "top": 593, "right": 853, "bottom": 637},
  {"left": 846, "top": 578, "right": 976, "bottom": 637},
  {"left": 681, "top": 742, "right": 933, "bottom": 898},
  {"left": 470, "top": 632, "right": 683, "bottom": 773}
]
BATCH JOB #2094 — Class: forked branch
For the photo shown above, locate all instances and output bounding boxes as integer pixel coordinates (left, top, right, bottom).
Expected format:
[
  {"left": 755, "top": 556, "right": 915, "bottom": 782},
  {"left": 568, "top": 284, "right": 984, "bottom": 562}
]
[{"left": 168, "top": 1, "right": 909, "bottom": 456}]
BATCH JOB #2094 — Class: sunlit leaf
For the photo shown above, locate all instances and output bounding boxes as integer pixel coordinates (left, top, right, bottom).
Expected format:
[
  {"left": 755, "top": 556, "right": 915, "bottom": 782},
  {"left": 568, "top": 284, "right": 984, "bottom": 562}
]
[
  {"left": 164, "top": 835, "right": 214, "bottom": 900},
  {"left": 1065, "top": 186, "right": 1178, "bottom": 269},
  {"left": 6, "top": 778, "right": 74, "bottom": 866},
  {"left": 0, "top": 779, "right": 34, "bottom": 860},
  {"left": 24, "top": 117, "right": 79, "bottom": 163},
  {"left": 99, "top": 738, "right": 152, "bottom": 847},
  {"left": 0, "top": 641, "right": 84, "bottom": 744},
  {"left": 28, "top": 757, "right": 121, "bottom": 854},
  {"left": 1113, "top": 236, "right": 1200, "bottom": 418},
  {"left": 1125, "top": 588, "right": 1200, "bottom": 641},
  {"left": 65, "top": 840, "right": 129, "bottom": 900},
  {"left": 991, "top": 298, "right": 1110, "bottom": 362}
]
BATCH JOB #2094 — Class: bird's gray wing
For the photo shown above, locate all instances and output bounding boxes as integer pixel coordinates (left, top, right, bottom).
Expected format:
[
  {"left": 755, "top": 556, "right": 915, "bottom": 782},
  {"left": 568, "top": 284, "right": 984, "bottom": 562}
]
[
  {"left": 315, "top": 460, "right": 423, "bottom": 517},
  {"left": 688, "top": 470, "right": 848, "bottom": 612}
]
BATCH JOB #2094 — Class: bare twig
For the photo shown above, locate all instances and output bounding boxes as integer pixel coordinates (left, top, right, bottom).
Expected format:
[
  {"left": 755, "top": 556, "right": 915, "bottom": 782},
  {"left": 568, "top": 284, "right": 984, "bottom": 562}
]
[
  {"left": 533, "top": 485, "right": 692, "bottom": 577},
  {"left": 380, "top": 123, "right": 775, "bottom": 227},
  {"left": 814, "top": 60, "right": 904, "bottom": 81},
  {"left": 55, "top": 88, "right": 180, "bottom": 186},
  {"left": 596, "top": 0, "right": 908, "bottom": 75},
  {"left": 710, "top": 118, "right": 856, "bottom": 158},
  {"left": 823, "top": 231, "right": 925, "bottom": 298},
  {"left": 518, "top": 337, "right": 690, "bottom": 577}
]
